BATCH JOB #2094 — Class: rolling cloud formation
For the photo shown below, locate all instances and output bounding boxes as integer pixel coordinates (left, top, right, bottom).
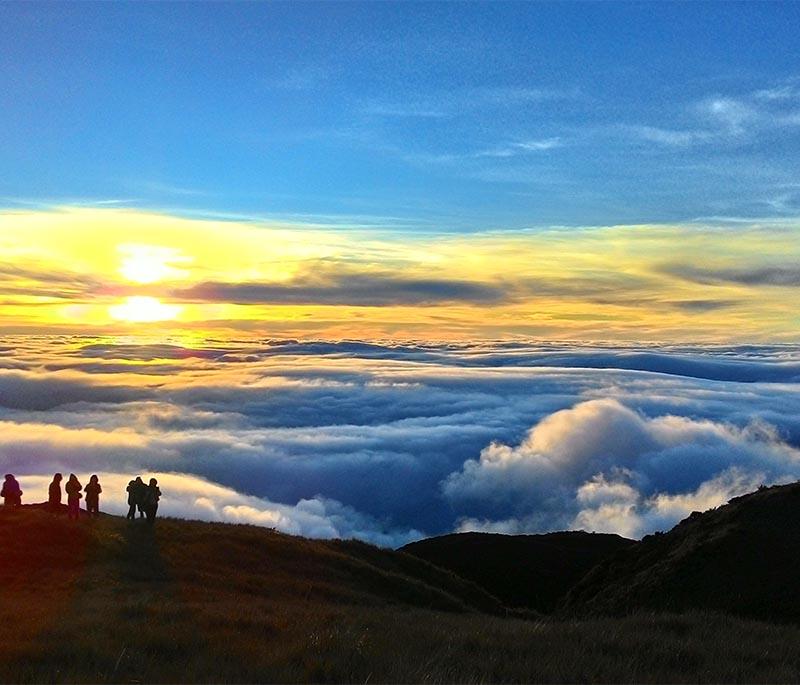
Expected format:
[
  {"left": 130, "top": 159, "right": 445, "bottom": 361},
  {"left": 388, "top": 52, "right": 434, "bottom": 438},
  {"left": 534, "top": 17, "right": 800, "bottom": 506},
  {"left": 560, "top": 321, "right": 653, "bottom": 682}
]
[{"left": 1, "top": 338, "right": 799, "bottom": 545}]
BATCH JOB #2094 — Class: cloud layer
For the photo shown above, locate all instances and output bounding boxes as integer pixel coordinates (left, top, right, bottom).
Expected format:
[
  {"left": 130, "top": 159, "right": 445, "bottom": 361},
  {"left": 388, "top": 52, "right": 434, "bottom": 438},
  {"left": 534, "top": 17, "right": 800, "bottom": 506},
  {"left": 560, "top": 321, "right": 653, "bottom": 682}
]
[
  {"left": 444, "top": 398, "right": 800, "bottom": 537},
  {"left": 1, "top": 338, "right": 799, "bottom": 545}
]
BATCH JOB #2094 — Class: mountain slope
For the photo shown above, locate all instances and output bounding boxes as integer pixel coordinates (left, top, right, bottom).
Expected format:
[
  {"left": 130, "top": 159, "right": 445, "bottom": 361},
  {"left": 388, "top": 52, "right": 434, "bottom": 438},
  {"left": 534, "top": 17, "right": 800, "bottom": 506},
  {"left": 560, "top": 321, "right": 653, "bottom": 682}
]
[
  {"left": 562, "top": 482, "right": 800, "bottom": 622},
  {"left": 402, "top": 530, "right": 634, "bottom": 612},
  {"left": 7, "top": 499, "right": 800, "bottom": 682}
]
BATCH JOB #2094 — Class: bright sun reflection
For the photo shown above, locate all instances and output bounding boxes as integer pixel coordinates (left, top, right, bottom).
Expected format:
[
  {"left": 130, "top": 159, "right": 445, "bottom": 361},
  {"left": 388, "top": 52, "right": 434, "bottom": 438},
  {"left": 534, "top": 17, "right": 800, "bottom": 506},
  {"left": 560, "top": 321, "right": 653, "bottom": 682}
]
[{"left": 109, "top": 296, "right": 183, "bottom": 322}]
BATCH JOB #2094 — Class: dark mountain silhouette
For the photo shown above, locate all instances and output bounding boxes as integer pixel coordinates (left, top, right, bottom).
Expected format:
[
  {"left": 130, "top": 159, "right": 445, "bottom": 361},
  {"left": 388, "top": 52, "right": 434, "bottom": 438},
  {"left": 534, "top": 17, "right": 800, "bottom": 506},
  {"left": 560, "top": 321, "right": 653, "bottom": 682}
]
[
  {"left": 561, "top": 482, "right": 800, "bottom": 622},
  {"left": 402, "top": 530, "right": 634, "bottom": 613}
]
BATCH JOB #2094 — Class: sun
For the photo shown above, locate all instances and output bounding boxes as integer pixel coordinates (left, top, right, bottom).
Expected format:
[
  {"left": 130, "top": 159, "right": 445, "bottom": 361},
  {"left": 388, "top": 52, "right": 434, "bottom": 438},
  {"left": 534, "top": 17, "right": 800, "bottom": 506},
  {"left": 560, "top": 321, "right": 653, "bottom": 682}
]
[
  {"left": 119, "top": 244, "right": 190, "bottom": 284},
  {"left": 109, "top": 296, "right": 182, "bottom": 322}
]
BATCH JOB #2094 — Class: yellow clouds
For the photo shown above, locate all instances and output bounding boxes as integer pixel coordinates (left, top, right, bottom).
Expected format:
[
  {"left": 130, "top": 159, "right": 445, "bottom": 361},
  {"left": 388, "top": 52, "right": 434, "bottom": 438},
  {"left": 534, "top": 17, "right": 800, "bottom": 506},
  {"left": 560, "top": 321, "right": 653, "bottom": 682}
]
[{"left": 0, "top": 206, "right": 798, "bottom": 341}]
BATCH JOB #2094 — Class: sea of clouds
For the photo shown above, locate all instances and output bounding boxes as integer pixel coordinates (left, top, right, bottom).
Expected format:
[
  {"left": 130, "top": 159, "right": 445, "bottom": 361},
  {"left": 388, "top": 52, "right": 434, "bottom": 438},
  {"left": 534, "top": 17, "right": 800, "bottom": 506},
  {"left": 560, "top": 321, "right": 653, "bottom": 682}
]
[{"left": 2, "top": 337, "right": 800, "bottom": 546}]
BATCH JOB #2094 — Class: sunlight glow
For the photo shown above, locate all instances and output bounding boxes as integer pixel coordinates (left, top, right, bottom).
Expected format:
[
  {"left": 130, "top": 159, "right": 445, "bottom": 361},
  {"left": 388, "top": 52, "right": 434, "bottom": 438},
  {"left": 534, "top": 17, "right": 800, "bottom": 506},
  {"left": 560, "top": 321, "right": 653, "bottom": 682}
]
[
  {"left": 119, "top": 244, "right": 190, "bottom": 284},
  {"left": 2, "top": 207, "right": 799, "bottom": 341},
  {"left": 109, "top": 296, "right": 183, "bottom": 322}
]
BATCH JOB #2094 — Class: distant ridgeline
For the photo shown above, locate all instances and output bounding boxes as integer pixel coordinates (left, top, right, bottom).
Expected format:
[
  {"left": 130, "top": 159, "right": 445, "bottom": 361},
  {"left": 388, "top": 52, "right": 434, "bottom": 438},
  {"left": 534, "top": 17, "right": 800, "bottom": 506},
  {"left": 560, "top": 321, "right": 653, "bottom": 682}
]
[{"left": 404, "top": 482, "right": 800, "bottom": 623}]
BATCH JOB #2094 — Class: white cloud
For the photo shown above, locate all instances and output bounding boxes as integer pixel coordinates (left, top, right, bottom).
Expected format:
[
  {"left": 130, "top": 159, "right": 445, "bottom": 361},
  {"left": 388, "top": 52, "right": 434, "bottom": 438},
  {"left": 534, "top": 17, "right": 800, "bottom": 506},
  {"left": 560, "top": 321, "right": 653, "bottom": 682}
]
[
  {"left": 698, "top": 97, "right": 758, "bottom": 135},
  {"left": 753, "top": 85, "right": 800, "bottom": 102},
  {"left": 2, "top": 340, "right": 800, "bottom": 542},
  {"left": 572, "top": 467, "right": 774, "bottom": 538},
  {"left": 627, "top": 125, "right": 712, "bottom": 147},
  {"left": 476, "top": 137, "right": 563, "bottom": 157},
  {"left": 444, "top": 398, "right": 800, "bottom": 537}
]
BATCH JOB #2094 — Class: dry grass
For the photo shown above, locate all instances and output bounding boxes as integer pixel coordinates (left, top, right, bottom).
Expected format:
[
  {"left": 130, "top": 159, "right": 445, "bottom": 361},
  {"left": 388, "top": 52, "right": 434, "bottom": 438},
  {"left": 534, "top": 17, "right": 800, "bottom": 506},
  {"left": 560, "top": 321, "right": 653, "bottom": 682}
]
[{"left": 2, "top": 508, "right": 800, "bottom": 683}]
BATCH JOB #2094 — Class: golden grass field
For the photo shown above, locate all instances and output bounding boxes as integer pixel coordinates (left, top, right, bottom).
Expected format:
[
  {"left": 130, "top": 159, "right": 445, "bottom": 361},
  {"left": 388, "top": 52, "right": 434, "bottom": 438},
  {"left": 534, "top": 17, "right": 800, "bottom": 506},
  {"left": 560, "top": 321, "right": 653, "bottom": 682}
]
[{"left": 3, "top": 507, "right": 800, "bottom": 683}]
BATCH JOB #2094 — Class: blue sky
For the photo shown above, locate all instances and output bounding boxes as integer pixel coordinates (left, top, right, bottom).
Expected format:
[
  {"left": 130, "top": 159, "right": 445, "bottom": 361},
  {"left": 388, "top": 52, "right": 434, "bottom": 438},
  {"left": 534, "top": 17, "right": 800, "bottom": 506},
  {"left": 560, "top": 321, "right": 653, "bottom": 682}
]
[{"left": 3, "top": 1, "right": 800, "bottom": 231}]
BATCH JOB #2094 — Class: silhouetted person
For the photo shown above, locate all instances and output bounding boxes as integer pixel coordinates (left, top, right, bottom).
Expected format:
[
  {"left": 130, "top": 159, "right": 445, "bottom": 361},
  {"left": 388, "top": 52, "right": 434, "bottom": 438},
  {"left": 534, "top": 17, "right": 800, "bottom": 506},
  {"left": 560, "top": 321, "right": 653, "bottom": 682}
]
[
  {"left": 48, "top": 473, "right": 63, "bottom": 512},
  {"left": 134, "top": 476, "right": 146, "bottom": 518},
  {"left": 126, "top": 479, "right": 138, "bottom": 520},
  {"left": 84, "top": 475, "right": 102, "bottom": 518},
  {"left": 65, "top": 474, "right": 82, "bottom": 520},
  {"left": 143, "top": 478, "right": 161, "bottom": 524},
  {"left": 1, "top": 474, "right": 22, "bottom": 508}
]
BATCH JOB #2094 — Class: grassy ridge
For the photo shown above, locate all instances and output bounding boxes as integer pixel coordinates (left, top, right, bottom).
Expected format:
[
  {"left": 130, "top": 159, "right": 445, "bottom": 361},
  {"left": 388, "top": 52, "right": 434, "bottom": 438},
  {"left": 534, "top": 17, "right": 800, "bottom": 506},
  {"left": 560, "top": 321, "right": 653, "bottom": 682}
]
[
  {"left": 4, "top": 508, "right": 800, "bottom": 683},
  {"left": 563, "top": 482, "right": 800, "bottom": 622}
]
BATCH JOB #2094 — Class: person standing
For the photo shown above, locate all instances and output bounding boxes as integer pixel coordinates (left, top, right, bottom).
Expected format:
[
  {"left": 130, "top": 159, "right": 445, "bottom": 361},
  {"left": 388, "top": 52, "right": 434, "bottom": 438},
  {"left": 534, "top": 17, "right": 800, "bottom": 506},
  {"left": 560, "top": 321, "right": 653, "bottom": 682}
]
[
  {"left": 84, "top": 475, "right": 102, "bottom": 518},
  {"left": 1, "top": 475, "right": 22, "bottom": 508},
  {"left": 143, "top": 478, "right": 161, "bottom": 524},
  {"left": 125, "top": 479, "right": 138, "bottom": 520},
  {"left": 65, "top": 474, "right": 82, "bottom": 520},
  {"left": 134, "top": 476, "right": 146, "bottom": 518},
  {"left": 48, "top": 473, "right": 63, "bottom": 513}
]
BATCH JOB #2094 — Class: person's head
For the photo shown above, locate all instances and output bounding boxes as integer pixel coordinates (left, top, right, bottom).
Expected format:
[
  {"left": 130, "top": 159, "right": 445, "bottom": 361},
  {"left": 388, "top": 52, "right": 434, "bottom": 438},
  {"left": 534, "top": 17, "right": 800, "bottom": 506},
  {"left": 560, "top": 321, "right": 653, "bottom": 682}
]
[
  {"left": 135, "top": 476, "right": 143, "bottom": 484},
  {"left": 149, "top": 478, "right": 158, "bottom": 487},
  {"left": 4, "top": 474, "right": 11, "bottom": 481},
  {"left": 128, "top": 479, "right": 135, "bottom": 486},
  {"left": 69, "top": 473, "right": 77, "bottom": 482},
  {"left": 54, "top": 473, "right": 62, "bottom": 482},
  {"left": 89, "top": 475, "right": 98, "bottom": 484}
]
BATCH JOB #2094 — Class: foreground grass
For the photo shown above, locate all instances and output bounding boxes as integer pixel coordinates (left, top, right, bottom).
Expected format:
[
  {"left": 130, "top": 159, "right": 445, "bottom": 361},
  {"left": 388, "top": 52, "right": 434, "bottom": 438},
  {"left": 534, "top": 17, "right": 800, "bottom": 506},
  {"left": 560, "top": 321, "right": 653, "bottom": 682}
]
[{"left": 3, "top": 509, "right": 800, "bottom": 683}]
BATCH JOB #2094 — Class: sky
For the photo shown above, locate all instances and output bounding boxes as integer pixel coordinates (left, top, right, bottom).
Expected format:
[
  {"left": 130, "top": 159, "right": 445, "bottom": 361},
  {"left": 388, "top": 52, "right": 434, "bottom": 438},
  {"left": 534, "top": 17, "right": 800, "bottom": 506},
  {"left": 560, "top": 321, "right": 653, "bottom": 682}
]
[
  {"left": 1, "top": 3, "right": 800, "bottom": 543},
  {"left": 1, "top": 2, "right": 799, "bottom": 340},
  {"left": 2, "top": 3, "right": 800, "bottom": 227}
]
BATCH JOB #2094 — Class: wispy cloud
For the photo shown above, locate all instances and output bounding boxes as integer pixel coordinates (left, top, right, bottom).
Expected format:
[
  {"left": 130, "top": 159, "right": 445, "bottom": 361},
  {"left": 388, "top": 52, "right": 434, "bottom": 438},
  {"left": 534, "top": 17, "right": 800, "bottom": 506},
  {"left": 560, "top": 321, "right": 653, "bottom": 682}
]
[
  {"left": 0, "top": 196, "right": 136, "bottom": 209},
  {"left": 617, "top": 81, "right": 800, "bottom": 154},
  {"left": 624, "top": 125, "right": 712, "bottom": 147},
  {"left": 361, "top": 102, "right": 450, "bottom": 118},
  {"left": 476, "top": 137, "right": 563, "bottom": 157},
  {"left": 697, "top": 97, "right": 759, "bottom": 135},
  {"left": 753, "top": 83, "right": 800, "bottom": 102},
  {"left": 360, "top": 85, "right": 579, "bottom": 120}
]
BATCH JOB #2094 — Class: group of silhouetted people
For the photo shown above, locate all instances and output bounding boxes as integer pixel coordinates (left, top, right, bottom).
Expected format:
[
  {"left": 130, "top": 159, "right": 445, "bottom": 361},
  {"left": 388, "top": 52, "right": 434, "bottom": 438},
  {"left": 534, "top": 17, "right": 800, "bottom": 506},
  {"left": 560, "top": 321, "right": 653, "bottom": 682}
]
[
  {"left": 1, "top": 472, "right": 162, "bottom": 523},
  {"left": 48, "top": 473, "right": 103, "bottom": 519},
  {"left": 126, "top": 476, "right": 162, "bottom": 524}
]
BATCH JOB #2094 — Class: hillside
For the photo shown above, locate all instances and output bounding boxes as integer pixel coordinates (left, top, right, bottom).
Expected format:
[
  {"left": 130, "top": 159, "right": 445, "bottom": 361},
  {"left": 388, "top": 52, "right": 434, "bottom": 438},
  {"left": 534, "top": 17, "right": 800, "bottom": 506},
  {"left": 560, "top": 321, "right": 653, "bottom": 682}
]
[
  {"left": 402, "top": 531, "right": 634, "bottom": 613},
  {"left": 562, "top": 482, "right": 800, "bottom": 622},
  {"left": 6, "top": 504, "right": 800, "bottom": 682}
]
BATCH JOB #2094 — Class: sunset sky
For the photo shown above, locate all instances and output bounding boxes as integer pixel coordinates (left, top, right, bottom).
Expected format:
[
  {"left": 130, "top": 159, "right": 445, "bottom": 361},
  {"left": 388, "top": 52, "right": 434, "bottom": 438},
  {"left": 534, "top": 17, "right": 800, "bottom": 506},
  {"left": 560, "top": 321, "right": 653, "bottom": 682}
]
[
  {"left": 1, "top": 3, "right": 799, "bottom": 543},
  {"left": 2, "top": 2, "right": 800, "bottom": 342}
]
